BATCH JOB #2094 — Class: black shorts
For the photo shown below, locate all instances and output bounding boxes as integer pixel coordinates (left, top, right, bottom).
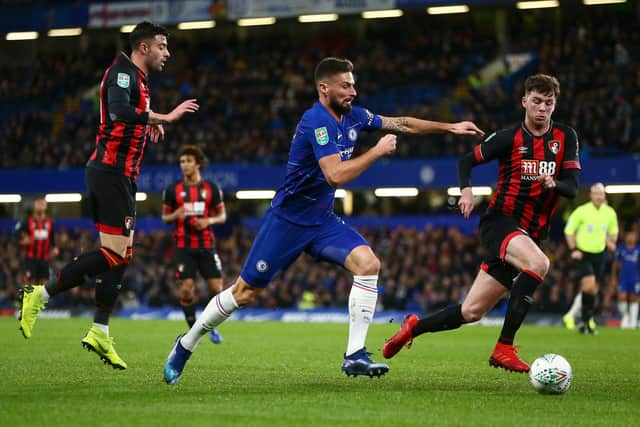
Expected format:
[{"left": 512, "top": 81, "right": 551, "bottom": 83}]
[
  {"left": 175, "top": 248, "right": 223, "bottom": 281},
  {"left": 574, "top": 251, "right": 605, "bottom": 282},
  {"left": 85, "top": 167, "right": 136, "bottom": 236},
  {"left": 23, "top": 259, "right": 50, "bottom": 282},
  {"left": 479, "top": 213, "right": 536, "bottom": 289}
]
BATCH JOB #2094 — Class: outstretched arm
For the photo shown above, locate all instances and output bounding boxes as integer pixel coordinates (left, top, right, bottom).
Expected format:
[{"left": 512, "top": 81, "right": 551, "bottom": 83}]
[
  {"left": 148, "top": 99, "right": 199, "bottom": 125},
  {"left": 379, "top": 116, "right": 484, "bottom": 136}
]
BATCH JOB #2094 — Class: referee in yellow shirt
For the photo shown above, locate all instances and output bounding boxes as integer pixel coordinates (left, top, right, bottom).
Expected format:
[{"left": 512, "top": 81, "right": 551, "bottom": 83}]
[{"left": 563, "top": 183, "right": 618, "bottom": 334}]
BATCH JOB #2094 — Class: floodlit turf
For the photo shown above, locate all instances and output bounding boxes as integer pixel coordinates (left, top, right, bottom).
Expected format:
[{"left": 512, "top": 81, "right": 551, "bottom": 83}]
[{"left": 1, "top": 317, "right": 638, "bottom": 427}]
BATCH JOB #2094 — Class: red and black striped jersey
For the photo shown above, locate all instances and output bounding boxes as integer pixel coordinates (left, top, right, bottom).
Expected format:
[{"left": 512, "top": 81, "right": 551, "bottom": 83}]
[
  {"left": 87, "top": 52, "right": 150, "bottom": 180},
  {"left": 15, "top": 216, "right": 55, "bottom": 261},
  {"left": 162, "top": 180, "right": 224, "bottom": 249},
  {"left": 473, "top": 122, "right": 581, "bottom": 240}
]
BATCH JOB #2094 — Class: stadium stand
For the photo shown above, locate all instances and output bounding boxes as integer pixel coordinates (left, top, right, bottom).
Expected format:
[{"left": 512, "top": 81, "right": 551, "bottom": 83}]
[{"left": 1, "top": 4, "right": 638, "bottom": 166}]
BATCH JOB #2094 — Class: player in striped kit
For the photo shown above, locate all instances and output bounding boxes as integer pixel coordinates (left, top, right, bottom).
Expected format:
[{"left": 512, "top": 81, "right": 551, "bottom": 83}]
[
  {"left": 163, "top": 145, "right": 227, "bottom": 343},
  {"left": 15, "top": 196, "right": 58, "bottom": 285},
  {"left": 384, "top": 74, "right": 581, "bottom": 373},
  {"left": 18, "top": 21, "right": 198, "bottom": 369}
]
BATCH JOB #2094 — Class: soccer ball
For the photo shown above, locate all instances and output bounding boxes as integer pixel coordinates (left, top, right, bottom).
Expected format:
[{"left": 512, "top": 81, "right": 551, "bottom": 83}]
[{"left": 529, "top": 354, "right": 573, "bottom": 394}]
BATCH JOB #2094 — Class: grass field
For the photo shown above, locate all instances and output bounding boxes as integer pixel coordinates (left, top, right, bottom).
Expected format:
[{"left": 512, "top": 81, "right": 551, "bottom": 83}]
[{"left": 1, "top": 317, "right": 638, "bottom": 427}]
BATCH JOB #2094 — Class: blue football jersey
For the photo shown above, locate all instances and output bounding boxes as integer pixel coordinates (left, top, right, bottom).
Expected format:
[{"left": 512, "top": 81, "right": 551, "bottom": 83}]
[
  {"left": 617, "top": 244, "right": 640, "bottom": 278},
  {"left": 270, "top": 102, "right": 382, "bottom": 225}
]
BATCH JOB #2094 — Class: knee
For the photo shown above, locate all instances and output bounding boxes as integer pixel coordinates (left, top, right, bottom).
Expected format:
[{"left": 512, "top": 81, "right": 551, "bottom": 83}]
[
  {"left": 231, "top": 281, "right": 262, "bottom": 306},
  {"left": 179, "top": 280, "right": 195, "bottom": 298},
  {"left": 99, "top": 246, "right": 129, "bottom": 267},
  {"left": 207, "top": 279, "right": 223, "bottom": 294},
  {"left": 527, "top": 254, "right": 550, "bottom": 278},
  {"left": 581, "top": 278, "right": 598, "bottom": 293},
  {"left": 353, "top": 255, "right": 381, "bottom": 276},
  {"left": 461, "top": 303, "right": 484, "bottom": 323},
  {"left": 102, "top": 240, "right": 130, "bottom": 261}
]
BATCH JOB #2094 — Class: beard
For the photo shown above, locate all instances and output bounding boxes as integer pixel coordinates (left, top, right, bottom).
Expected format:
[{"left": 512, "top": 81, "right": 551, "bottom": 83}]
[
  {"left": 329, "top": 97, "right": 352, "bottom": 115},
  {"left": 146, "top": 57, "right": 165, "bottom": 73}
]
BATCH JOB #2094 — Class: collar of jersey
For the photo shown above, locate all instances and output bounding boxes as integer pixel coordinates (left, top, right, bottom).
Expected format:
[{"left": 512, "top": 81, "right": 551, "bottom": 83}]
[{"left": 521, "top": 120, "right": 554, "bottom": 138}]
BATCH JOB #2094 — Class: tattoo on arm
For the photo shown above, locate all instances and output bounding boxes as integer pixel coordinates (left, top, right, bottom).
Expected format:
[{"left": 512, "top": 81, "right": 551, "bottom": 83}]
[
  {"left": 381, "top": 116, "right": 410, "bottom": 133},
  {"left": 148, "top": 117, "right": 167, "bottom": 125}
]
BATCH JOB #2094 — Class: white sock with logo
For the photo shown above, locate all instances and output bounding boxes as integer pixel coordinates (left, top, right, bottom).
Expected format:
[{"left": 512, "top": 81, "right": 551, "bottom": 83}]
[
  {"left": 346, "top": 275, "right": 379, "bottom": 357},
  {"left": 93, "top": 322, "right": 109, "bottom": 334},
  {"left": 630, "top": 301, "right": 639, "bottom": 329},
  {"left": 180, "top": 287, "right": 238, "bottom": 351},
  {"left": 566, "top": 292, "right": 582, "bottom": 318}
]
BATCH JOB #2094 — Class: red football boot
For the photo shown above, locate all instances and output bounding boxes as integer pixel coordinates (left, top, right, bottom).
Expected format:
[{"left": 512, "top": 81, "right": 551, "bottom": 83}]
[
  {"left": 489, "top": 342, "right": 530, "bottom": 373},
  {"left": 383, "top": 314, "right": 419, "bottom": 359}
]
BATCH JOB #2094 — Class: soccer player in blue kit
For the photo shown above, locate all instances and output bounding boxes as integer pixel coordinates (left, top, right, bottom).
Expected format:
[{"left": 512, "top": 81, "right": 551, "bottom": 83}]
[
  {"left": 164, "top": 57, "right": 484, "bottom": 384},
  {"left": 614, "top": 230, "right": 640, "bottom": 329}
]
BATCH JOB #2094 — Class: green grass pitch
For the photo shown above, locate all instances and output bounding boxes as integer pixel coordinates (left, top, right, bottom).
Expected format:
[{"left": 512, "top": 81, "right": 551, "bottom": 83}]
[{"left": 1, "top": 317, "right": 638, "bottom": 427}]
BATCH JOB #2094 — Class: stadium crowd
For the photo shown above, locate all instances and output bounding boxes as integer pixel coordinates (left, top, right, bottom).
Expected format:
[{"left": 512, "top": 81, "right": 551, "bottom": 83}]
[
  {"left": 0, "top": 223, "right": 628, "bottom": 318},
  {"left": 1, "top": 6, "right": 639, "bottom": 167}
]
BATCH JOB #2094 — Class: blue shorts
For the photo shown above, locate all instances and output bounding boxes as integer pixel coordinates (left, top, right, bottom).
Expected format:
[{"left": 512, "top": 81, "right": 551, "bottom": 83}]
[
  {"left": 240, "top": 209, "right": 368, "bottom": 288},
  {"left": 619, "top": 274, "right": 639, "bottom": 294}
]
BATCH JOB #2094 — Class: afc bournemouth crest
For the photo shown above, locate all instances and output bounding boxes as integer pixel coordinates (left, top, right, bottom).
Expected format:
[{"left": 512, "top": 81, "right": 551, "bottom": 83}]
[{"left": 548, "top": 140, "right": 561, "bottom": 154}]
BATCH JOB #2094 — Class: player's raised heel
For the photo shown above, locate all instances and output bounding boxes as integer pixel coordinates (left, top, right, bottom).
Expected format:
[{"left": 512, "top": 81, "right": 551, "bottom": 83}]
[
  {"left": 164, "top": 334, "right": 192, "bottom": 385},
  {"left": 81, "top": 326, "right": 128, "bottom": 370},
  {"left": 383, "top": 314, "right": 419, "bottom": 359},
  {"left": 342, "top": 347, "right": 389, "bottom": 378},
  {"left": 489, "top": 342, "right": 530, "bottom": 373},
  {"left": 18, "top": 285, "right": 46, "bottom": 339}
]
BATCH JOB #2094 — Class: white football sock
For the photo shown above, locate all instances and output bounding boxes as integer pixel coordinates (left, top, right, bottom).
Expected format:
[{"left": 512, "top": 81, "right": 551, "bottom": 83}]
[
  {"left": 630, "top": 301, "right": 639, "bottom": 329},
  {"left": 93, "top": 322, "right": 109, "bottom": 334},
  {"left": 40, "top": 286, "right": 50, "bottom": 303},
  {"left": 566, "top": 292, "right": 582, "bottom": 318},
  {"left": 346, "top": 275, "right": 378, "bottom": 356},
  {"left": 618, "top": 301, "right": 629, "bottom": 328},
  {"left": 180, "top": 287, "right": 238, "bottom": 351}
]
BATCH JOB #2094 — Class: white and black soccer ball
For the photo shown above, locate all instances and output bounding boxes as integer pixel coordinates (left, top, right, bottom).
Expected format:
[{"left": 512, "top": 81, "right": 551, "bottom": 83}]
[{"left": 529, "top": 354, "right": 573, "bottom": 394}]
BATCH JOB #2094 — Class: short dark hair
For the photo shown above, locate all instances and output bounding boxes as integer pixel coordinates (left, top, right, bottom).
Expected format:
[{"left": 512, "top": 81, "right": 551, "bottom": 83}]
[
  {"left": 524, "top": 74, "right": 560, "bottom": 98},
  {"left": 178, "top": 144, "right": 207, "bottom": 165},
  {"left": 129, "top": 21, "right": 169, "bottom": 51},
  {"left": 314, "top": 57, "right": 354, "bottom": 84}
]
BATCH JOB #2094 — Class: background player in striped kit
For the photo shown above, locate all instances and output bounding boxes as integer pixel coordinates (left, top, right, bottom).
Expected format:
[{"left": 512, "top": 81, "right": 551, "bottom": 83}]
[
  {"left": 15, "top": 196, "right": 58, "bottom": 285},
  {"left": 384, "top": 74, "right": 580, "bottom": 373},
  {"left": 163, "top": 145, "right": 227, "bottom": 343}
]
